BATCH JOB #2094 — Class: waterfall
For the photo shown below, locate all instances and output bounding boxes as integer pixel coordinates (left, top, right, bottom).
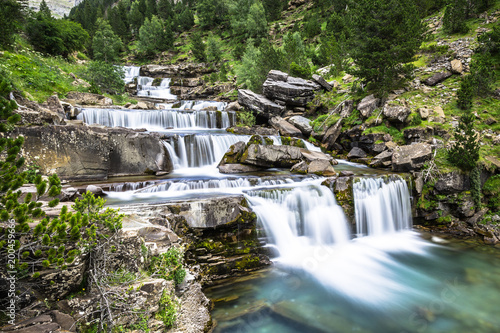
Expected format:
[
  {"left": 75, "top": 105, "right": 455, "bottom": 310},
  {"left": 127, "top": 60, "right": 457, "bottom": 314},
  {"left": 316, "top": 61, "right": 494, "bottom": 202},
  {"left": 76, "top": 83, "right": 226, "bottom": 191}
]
[
  {"left": 124, "top": 66, "right": 140, "bottom": 84},
  {"left": 164, "top": 134, "right": 250, "bottom": 168},
  {"left": 137, "top": 77, "right": 177, "bottom": 99},
  {"left": 353, "top": 176, "right": 412, "bottom": 236},
  {"left": 77, "top": 108, "right": 235, "bottom": 129}
]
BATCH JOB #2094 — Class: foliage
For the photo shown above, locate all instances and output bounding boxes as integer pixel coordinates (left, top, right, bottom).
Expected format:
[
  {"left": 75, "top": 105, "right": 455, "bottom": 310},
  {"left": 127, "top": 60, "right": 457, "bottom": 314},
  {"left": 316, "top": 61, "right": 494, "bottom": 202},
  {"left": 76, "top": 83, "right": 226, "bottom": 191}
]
[
  {"left": 447, "top": 109, "right": 480, "bottom": 172},
  {"left": 206, "top": 36, "right": 222, "bottom": 64},
  {"left": 26, "top": 14, "right": 89, "bottom": 58},
  {"left": 196, "top": 0, "right": 228, "bottom": 29},
  {"left": 227, "top": 0, "right": 267, "bottom": 39},
  {"left": 442, "top": 0, "right": 468, "bottom": 34},
  {"left": 0, "top": 0, "right": 27, "bottom": 49},
  {"left": 149, "top": 247, "right": 186, "bottom": 286},
  {"left": 190, "top": 32, "right": 206, "bottom": 62},
  {"left": 137, "top": 15, "right": 173, "bottom": 56},
  {"left": 470, "top": 165, "right": 481, "bottom": 209},
  {"left": 483, "top": 175, "right": 500, "bottom": 212},
  {"left": 83, "top": 61, "right": 125, "bottom": 95},
  {"left": 92, "top": 19, "right": 124, "bottom": 62},
  {"left": 311, "top": 114, "right": 340, "bottom": 132},
  {"left": 409, "top": 113, "right": 423, "bottom": 127},
  {"left": 157, "top": 289, "right": 177, "bottom": 328},
  {"left": 347, "top": 0, "right": 425, "bottom": 94},
  {"left": 457, "top": 75, "right": 474, "bottom": 110},
  {"left": 237, "top": 110, "right": 256, "bottom": 127},
  {"left": 282, "top": 32, "right": 310, "bottom": 75},
  {"left": 261, "top": 0, "right": 286, "bottom": 22}
]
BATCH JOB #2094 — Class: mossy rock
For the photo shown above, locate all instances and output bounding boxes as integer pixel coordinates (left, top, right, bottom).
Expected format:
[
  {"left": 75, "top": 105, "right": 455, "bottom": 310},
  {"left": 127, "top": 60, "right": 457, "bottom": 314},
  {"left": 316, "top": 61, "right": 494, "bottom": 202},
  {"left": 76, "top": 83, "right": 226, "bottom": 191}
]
[{"left": 152, "top": 77, "right": 163, "bottom": 86}]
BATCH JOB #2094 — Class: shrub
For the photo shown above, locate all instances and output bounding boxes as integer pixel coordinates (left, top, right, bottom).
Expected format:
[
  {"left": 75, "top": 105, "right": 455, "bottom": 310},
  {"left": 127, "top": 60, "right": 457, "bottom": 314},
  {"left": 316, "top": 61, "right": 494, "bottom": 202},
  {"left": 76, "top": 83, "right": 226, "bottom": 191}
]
[
  {"left": 83, "top": 61, "right": 125, "bottom": 95},
  {"left": 447, "top": 109, "right": 479, "bottom": 171}
]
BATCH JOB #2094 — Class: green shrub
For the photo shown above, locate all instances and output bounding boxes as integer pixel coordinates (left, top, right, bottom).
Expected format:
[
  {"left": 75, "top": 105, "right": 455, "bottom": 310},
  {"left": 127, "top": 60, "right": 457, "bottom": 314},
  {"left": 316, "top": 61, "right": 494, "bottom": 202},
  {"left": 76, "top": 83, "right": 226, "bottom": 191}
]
[
  {"left": 149, "top": 247, "right": 186, "bottom": 286},
  {"left": 447, "top": 109, "right": 479, "bottom": 171},
  {"left": 83, "top": 61, "right": 125, "bottom": 95},
  {"left": 237, "top": 110, "right": 256, "bottom": 127}
]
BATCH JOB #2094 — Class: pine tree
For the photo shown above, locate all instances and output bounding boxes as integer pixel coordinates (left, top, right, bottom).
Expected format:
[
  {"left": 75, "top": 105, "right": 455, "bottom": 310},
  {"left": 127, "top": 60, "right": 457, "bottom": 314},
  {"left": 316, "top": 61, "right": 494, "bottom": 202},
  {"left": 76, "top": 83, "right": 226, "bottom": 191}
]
[
  {"left": 129, "top": 0, "right": 145, "bottom": 32},
  {"left": 190, "top": 32, "right": 206, "bottom": 62},
  {"left": 246, "top": 1, "right": 267, "bottom": 39},
  {"left": 39, "top": 0, "right": 52, "bottom": 18},
  {"left": 347, "top": 0, "right": 425, "bottom": 94},
  {"left": 92, "top": 19, "right": 124, "bottom": 62},
  {"left": 0, "top": 0, "right": 26, "bottom": 49},
  {"left": 206, "top": 35, "right": 222, "bottom": 64},
  {"left": 137, "top": 15, "right": 172, "bottom": 56},
  {"left": 447, "top": 109, "right": 480, "bottom": 172},
  {"left": 442, "top": 0, "right": 468, "bottom": 34}
]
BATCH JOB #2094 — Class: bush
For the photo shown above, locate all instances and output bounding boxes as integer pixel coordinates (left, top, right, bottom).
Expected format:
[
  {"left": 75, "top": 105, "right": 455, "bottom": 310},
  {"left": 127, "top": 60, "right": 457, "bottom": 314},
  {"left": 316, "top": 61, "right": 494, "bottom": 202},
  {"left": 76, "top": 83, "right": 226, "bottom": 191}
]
[
  {"left": 83, "top": 61, "right": 125, "bottom": 95},
  {"left": 447, "top": 109, "right": 479, "bottom": 171},
  {"left": 442, "top": 2, "right": 468, "bottom": 34},
  {"left": 149, "top": 247, "right": 186, "bottom": 286},
  {"left": 237, "top": 110, "right": 256, "bottom": 127},
  {"left": 457, "top": 75, "right": 474, "bottom": 110},
  {"left": 190, "top": 32, "right": 206, "bottom": 62}
]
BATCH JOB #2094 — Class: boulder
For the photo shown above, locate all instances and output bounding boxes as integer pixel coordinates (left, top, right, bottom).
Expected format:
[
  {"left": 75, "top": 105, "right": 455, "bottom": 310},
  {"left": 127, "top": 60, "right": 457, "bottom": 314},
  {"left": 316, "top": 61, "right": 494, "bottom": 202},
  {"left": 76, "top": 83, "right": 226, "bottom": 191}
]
[
  {"left": 45, "top": 94, "right": 65, "bottom": 116},
  {"left": 418, "top": 107, "right": 430, "bottom": 119},
  {"left": 404, "top": 127, "right": 434, "bottom": 143},
  {"left": 262, "top": 72, "right": 321, "bottom": 107},
  {"left": 267, "top": 70, "right": 289, "bottom": 82},
  {"left": 357, "top": 94, "right": 379, "bottom": 118},
  {"left": 339, "top": 100, "right": 355, "bottom": 118},
  {"left": 383, "top": 105, "right": 411, "bottom": 123},
  {"left": 434, "top": 172, "right": 471, "bottom": 194},
  {"left": 424, "top": 71, "right": 452, "bottom": 86},
  {"left": 321, "top": 119, "right": 343, "bottom": 151},
  {"left": 238, "top": 89, "right": 285, "bottom": 119},
  {"left": 218, "top": 163, "right": 264, "bottom": 173},
  {"left": 227, "top": 126, "right": 278, "bottom": 136},
  {"left": 141, "top": 63, "right": 215, "bottom": 78},
  {"left": 226, "top": 101, "right": 242, "bottom": 111},
  {"left": 433, "top": 106, "right": 445, "bottom": 118},
  {"left": 370, "top": 150, "right": 393, "bottom": 167},
  {"left": 392, "top": 143, "right": 433, "bottom": 171},
  {"left": 269, "top": 116, "right": 303, "bottom": 137},
  {"left": 347, "top": 147, "right": 367, "bottom": 160},
  {"left": 290, "top": 161, "right": 308, "bottom": 174},
  {"left": 451, "top": 59, "right": 463, "bottom": 74},
  {"left": 65, "top": 92, "right": 113, "bottom": 106},
  {"left": 307, "top": 159, "right": 336, "bottom": 176},
  {"left": 86, "top": 185, "right": 104, "bottom": 196},
  {"left": 312, "top": 74, "right": 333, "bottom": 91},
  {"left": 242, "top": 144, "right": 303, "bottom": 168},
  {"left": 288, "top": 115, "right": 313, "bottom": 136}
]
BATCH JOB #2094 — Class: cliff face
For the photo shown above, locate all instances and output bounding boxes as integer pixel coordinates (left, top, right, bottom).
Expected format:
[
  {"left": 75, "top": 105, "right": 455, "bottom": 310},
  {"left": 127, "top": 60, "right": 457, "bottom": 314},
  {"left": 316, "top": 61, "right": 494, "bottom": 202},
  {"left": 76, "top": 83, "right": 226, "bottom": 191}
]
[{"left": 28, "top": 0, "right": 77, "bottom": 17}]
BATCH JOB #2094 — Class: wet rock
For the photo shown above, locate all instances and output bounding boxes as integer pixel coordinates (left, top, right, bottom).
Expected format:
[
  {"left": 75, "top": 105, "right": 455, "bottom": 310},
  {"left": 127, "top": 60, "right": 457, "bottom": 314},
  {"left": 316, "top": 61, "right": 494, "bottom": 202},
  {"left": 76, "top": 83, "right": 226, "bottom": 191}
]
[
  {"left": 434, "top": 172, "right": 471, "bottom": 194},
  {"left": 65, "top": 91, "right": 113, "bottom": 106},
  {"left": 86, "top": 185, "right": 103, "bottom": 196},
  {"left": 290, "top": 161, "right": 308, "bottom": 174},
  {"left": 307, "top": 159, "right": 336, "bottom": 176},
  {"left": 226, "top": 101, "right": 242, "bottom": 111},
  {"left": 424, "top": 71, "right": 452, "bottom": 86},
  {"left": 238, "top": 89, "right": 285, "bottom": 119},
  {"left": 392, "top": 143, "right": 433, "bottom": 171},
  {"left": 347, "top": 147, "right": 367, "bottom": 159},
  {"left": 269, "top": 116, "right": 303, "bottom": 137},
  {"left": 312, "top": 74, "right": 333, "bottom": 91},
  {"left": 141, "top": 63, "right": 215, "bottom": 78},
  {"left": 321, "top": 119, "right": 342, "bottom": 151},
  {"left": 357, "top": 94, "right": 379, "bottom": 118},
  {"left": 227, "top": 126, "right": 278, "bottom": 136},
  {"left": 383, "top": 104, "right": 411, "bottom": 123},
  {"left": 242, "top": 144, "right": 303, "bottom": 168},
  {"left": 288, "top": 115, "right": 313, "bottom": 136},
  {"left": 370, "top": 150, "right": 393, "bottom": 167},
  {"left": 218, "top": 163, "right": 264, "bottom": 173}
]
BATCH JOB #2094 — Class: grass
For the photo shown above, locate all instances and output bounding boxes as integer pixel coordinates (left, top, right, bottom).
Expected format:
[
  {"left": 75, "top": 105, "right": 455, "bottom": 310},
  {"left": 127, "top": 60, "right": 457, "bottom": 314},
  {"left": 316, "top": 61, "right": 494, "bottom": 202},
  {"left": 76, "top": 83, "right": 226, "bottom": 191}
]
[{"left": 363, "top": 124, "right": 405, "bottom": 144}]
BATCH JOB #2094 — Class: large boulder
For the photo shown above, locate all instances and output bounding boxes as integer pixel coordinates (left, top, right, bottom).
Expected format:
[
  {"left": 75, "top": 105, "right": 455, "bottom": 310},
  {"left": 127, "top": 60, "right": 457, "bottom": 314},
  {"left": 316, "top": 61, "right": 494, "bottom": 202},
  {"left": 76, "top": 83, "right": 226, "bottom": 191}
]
[
  {"left": 288, "top": 115, "right": 313, "bottom": 136},
  {"left": 13, "top": 126, "right": 173, "bottom": 181},
  {"left": 65, "top": 92, "right": 113, "bottom": 106},
  {"left": 357, "top": 94, "right": 379, "bottom": 118},
  {"left": 434, "top": 172, "right": 471, "bottom": 194},
  {"left": 269, "top": 116, "right": 303, "bottom": 137},
  {"left": 424, "top": 71, "right": 452, "bottom": 86},
  {"left": 238, "top": 89, "right": 285, "bottom": 119},
  {"left": 262, "top": 71, "right": 321, "bottom": 107},
  {"left": 312, "top": 74, "right": 333, "bottom": 91},
  {"left": 392, "top": 143, "right": 433, "bottom": 171},
  {"left": 227, "top": 125, "right": 278, "bottom": 136},
  {"left": 242, "top": 144, "right": 303, "bottom": 168},
  {"left": 321, "top": 119, "right": 343, "bottom": 151},
  {"left": 383, "top": 105, "right": 411, "bottom": 123}
]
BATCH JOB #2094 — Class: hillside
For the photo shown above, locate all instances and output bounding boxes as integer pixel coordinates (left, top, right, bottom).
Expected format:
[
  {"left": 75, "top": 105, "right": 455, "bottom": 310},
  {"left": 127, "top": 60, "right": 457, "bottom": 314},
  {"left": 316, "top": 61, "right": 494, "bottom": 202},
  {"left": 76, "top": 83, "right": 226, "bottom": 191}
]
[{"left": 28, "top": 0, "right": 77, "bottom": 17}]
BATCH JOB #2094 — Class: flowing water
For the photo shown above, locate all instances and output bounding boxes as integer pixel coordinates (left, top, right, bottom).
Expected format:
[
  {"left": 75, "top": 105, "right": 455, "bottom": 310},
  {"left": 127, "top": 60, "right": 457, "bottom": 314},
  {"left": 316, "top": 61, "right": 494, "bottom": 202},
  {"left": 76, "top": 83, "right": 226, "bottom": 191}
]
[{"left": 84, "top": 77, "right": 500, "bottom": 332}]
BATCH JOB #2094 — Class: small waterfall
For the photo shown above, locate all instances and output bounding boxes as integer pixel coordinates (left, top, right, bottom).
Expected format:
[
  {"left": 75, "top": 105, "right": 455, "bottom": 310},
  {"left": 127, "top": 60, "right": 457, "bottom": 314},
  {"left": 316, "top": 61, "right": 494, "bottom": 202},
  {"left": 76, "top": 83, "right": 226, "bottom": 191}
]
[
  {"left": 110, "top": 181, "right": 156, "bottom": 192},
  {"left": 165, "top": 134, "right": 250, "bottom": 168},
  {"left": 246, "top": 185, "right": 351, "bottom": 258},
  {"left": 77, "top": 108, "right": 235, "bottom": 129},
  {"left": 353, "top": 176, "right": 412, "bottom": 236},
  {"left": 124, "top": 66, "right": 140, "bottom": 84},
  {"left": 137, "top": 77, "right": 177, "bottom": 100}
]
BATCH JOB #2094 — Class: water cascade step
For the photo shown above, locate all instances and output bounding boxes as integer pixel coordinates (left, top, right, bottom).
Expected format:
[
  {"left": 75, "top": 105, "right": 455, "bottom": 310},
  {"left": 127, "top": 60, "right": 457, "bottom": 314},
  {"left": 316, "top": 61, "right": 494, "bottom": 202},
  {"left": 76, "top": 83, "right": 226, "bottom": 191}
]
[
  {"left": 137, "top": 76, "right": 178, "bottom": 99},
  {"left": 124, "top": 65, "right": 140, "bottom": 84}
]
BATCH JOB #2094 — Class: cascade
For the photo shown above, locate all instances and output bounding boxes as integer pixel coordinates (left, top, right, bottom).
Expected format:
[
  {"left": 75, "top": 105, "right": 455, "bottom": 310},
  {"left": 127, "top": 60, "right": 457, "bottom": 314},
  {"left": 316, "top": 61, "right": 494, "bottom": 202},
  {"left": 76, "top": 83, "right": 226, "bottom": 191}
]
[
  {"left": 77, "top": 108, "right": 236, "bottom": 130},
  {"left": 136, "top": 77, "right": 177, "bottom": 100},
  {"left": 353, "top": 176, "right": 412, "bottom": 236},
  {"left": 124, "top": 65, "right": 140, "bottom": 84}
]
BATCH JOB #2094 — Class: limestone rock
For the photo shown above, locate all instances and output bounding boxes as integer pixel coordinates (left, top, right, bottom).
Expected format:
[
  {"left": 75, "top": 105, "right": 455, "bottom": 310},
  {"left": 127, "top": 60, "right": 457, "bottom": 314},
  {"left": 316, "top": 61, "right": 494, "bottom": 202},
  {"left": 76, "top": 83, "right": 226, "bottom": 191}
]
[
  {"left": 45, "top": 94, "right": 65, "bottom": 116},
  {"left": 269, "top": 116, "right": 303, "bottom": 137},
  {"left": 65, "top": 92, "right": 113, "bottom": 106},
  {"left": 433, "top": 106, "right": 445, "bottom": 118},
  {"left": 424, "top": 71, "right": 452, "bottom": 86},
  {"left": 86, "top": 185, "right": 104, "bottom": 196},
  {"left": 226, "top": 101, "right": 242, "bottom": 111},
  {"left": 312, "top": 74, "right": 333, "bottom": 91},
  {"left": 392, "top": 143, "right": 433, "bottom": 171},
  {"left": 451, "top": 59, "right": 463, "bottom": 74},
  {"left": 288, "top": 115, "right": 313, "bottom": 136},
  {"left": 307, "top": 159, "right": 336, "bottom": 176},
  {"left": 227, "top": 126, "right": 278, "bottom": 136},
  {"left": 262, "top": 72, "right": 321, "bottom": 107},
  {"left": 434, "top": 172, "right": 471, "bottom": 194},
  {"left": 347, "top": 147, "right": 367, "bottom": 160},
  {"left": 370, "top": 151, "right": 393, "bottom": 167},
  {"left": 418, "top": 107, "right": 430, "bottom": 119},
  {"left": 383, "top": 105, "right": 411, "bottom": 123},
  {"left": 242, "top": 144, "right": 303, "bottom": 168},
  {"left": 321, "top": 119, "right": 343, "bottom": 151},
  {"left": 218, "top": 163, "right": 264, "bottom": 173},
  {"left": 238, "top": 89, "right": 285, "bottom": 119},
  {"left": 357, "top": 94, "right": 379, "bottom": 118}
]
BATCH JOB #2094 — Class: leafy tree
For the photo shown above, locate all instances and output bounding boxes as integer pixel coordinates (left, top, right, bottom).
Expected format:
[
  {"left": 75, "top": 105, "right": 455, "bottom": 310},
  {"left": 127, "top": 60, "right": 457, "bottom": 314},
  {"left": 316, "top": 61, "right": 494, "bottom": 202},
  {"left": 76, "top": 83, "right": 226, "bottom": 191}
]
[
  {"left": 92, "top": 19, "right": 124, "bottom": 62},
  {"left": 347, "top": 0, "right": 425, "bottom": 94},
  {"left": 190, "top": 32, "right": 206, "bottom": 62},
  {"left": 0, "top": 0, "right": 27, "bottom": 49},
  {"left": 84, "top": 61, "right": 125, "bottom": 95},
  {"left": 137, "top": 15, "right": 173, "bottom": 56},
  {"left": 447, "top": 109, "right": 480, "bottom": 172}
]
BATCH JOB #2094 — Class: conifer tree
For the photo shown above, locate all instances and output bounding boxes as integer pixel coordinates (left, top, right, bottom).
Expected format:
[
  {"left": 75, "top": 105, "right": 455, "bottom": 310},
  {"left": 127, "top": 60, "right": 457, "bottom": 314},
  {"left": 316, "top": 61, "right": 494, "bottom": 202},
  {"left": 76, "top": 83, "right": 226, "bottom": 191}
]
[
  {"left": 0, "top": 0, "right": 27, "bottom": 49},
  {"left": 92, "top": 19, "right": 124, "bottom": 62},
  {"left": 447, "top": 109, "right": 480, "bottom": 172},
  {"left": 190, "top": 31, "right": 206, "bottom": 62}
]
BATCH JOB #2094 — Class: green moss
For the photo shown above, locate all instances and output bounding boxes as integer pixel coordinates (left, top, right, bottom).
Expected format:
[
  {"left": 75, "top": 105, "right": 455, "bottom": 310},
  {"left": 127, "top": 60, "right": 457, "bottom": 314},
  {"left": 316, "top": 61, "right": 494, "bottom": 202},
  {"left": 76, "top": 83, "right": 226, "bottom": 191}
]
[
  {"left": 363, "top": 125, "right": 404, "bottom": 144},
  {"left": 234, "top": 255, "right": 260, "bottom": 270}
]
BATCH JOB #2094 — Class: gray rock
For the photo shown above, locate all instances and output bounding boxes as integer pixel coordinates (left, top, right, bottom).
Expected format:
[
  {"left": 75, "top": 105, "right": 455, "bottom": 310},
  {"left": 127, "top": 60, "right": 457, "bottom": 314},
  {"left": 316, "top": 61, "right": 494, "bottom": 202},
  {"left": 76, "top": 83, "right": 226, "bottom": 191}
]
[
  {"left": 65, "top": 91, "right": 113, "bottom": 106},
  {"left": 226, "top": 101, "right": 242, "bottom": 111},
  {"left": 434, "top": 172, "right": 471, "bottom": 194},
  {"left": 267, "top": 70, "right": 289, "bottom": 82},
  {"left": 218, "top": 163, "right": 264, "bottom": 173},
  {"left": 424, "top": 71, "right": 452, "bottom": 86},
  {"left": 357, "top": 94, "right": 379, "bottom": 118},
  {"left": 339, "top": 100, "right": 355, "bottom": 118},
  {"left": 321, "top": 119, "right": 343, "bottom": 151},
  {"left": 290, "top": 161, "right": 309, "bottom": 174},
  {"left": 288, "top": 116, "right": 313, "bottom": 136},
  {"left": 227, "top": 126, "right": 278, "bottom": 136},
  {"left": 262, "top": 73, "right": 321, "bottom": 107},
  {"left": 383, "top": 105, "right": 412, "bottom": 123},
  {"left": 312, "top": 74, "right": 333, "bottom": 91},
  {"left": 307, "top": 159, "right": 336, "bottom": 176},
  {"left": 45, "top": 94, "right": 65, "bottom": 116},
  {"left": 86, "top": 185, "right": 104, "bottom": 196},
  {"left": 347, "top": 147, "right": 367, "bottom": 159},
  {"left": 242, "top": 144, "right": 303, "bottom": 168},
  {"left": 404, "top": 127, "right": 434, "bottom": 143},
  {"left": 269, "top": 116, "right": 303, "bottom": 137},
  {"left": 391, "top": 143, "right": 433, "bottom": 171},
  {"left": 238, "top": 89, "right": 285, "bottom": 119}
]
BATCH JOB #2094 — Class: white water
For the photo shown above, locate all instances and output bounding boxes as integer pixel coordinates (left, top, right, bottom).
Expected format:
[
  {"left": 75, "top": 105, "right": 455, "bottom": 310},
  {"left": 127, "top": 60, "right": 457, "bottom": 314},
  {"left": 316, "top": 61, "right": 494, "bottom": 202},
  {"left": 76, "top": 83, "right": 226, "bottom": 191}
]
[
  {"left": 137, "top": 77, "right": 177, "bottom": 100},
  {"left": 124, "top": 65, "right": 140, "bottom": 84},
  {"left": 77, "top": 108, "right": 235, "bottom": 130}
]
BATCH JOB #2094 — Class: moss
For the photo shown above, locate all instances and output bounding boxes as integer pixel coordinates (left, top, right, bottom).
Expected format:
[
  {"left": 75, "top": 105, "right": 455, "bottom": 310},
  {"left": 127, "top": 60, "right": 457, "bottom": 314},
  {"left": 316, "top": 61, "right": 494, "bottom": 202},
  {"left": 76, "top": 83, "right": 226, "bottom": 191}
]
[
  {"left": 152, "top": 77, "right": 163, "bottom": 86},
  {"left": 234, "top": 255, "right": 260, "bottom": 270}
]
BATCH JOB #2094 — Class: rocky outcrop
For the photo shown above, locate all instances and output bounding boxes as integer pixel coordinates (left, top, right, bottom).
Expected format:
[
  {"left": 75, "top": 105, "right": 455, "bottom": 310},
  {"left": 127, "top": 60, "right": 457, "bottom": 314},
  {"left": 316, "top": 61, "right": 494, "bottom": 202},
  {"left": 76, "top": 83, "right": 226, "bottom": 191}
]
[
  {"left": 238, "top": 89, "right": 285, "bottom": 119},
  {"left": 434, "top": 172, "right": 471, "bottom": 194},
  {"left": 321, "top": 119, "right": 343, "bottom": 152},
  {"left": 141, "top": 63, "right": 215, "bottom": 78},
  {"left": 269, "top": 116, "right": 303, "bottom": 137},
  {"left": 288, "top": 115, "right": 313, "bottom": 136},
  {"left": 383, "top": 104, "right": 411, "bottom": 123},
  {"left": 262, "top": 70, "right": 321, "bottom": 107},
  {"left": 64, "top": 92, "right": 113, "bottom": 106},
  {"left": 12, "top": 125, "right": 173, "bottom": 180},
  {"left": 357, "top": 94, "right": 379, "bottom": 118},
  {"left": 312, "top": 74, "right": 333, "bottom": 91},
  {"left": 227, "top": 125, "right": 278, "bottom": 136},
  {"left": 392, "top": 143, "right": 433, "bottom": 171}
]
